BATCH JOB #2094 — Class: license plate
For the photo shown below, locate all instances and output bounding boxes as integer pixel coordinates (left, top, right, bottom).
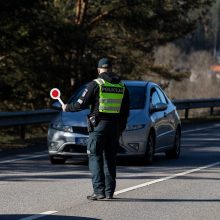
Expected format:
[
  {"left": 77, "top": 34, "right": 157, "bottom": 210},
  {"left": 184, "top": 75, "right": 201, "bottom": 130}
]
[{"left": 75, "top": 137, "right": 88, "bottom": 146}]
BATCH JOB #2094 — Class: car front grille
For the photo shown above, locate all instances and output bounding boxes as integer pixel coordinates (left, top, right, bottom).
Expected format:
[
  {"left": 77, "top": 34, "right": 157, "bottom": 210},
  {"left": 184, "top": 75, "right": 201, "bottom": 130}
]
[
  {"left": 72, "top": 126, "right": 88, "bottom": 135},
  {"left": 117, "top": 146, "right": 126, "bottom": 153},
  {"left": 63, "top": 144, "right": 126, "bottom": 154},
  {"left": 63, "top": 144, "right": 87, "bottom": 153}
]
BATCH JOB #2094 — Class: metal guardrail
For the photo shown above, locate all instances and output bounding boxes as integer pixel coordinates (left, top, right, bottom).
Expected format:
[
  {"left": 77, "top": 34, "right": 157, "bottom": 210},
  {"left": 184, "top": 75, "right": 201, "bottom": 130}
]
[
  {"left": 0, "top": 109, "right": 59, "bottom": 139},
  {"left": 0, "top": 98, "right": 220, "bottom": 139},
  {"left": 173, "top": 98, "right": 220, "bottom": 119},
  {"left": 0, "top": 109, "right": 58, "bottom": 126}
]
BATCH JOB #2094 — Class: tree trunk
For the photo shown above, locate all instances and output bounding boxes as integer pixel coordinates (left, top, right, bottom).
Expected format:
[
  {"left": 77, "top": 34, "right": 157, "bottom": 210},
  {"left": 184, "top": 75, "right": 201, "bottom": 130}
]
[{"left": 75, "top": 0, "right": 88, "bottom": 25}]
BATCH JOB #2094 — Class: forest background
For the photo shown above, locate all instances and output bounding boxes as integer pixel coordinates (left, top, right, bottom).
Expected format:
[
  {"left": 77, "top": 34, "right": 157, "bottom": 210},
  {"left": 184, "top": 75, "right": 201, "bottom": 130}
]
[{"left": 0, "top": 0, "right": 219, "bottom": 111}]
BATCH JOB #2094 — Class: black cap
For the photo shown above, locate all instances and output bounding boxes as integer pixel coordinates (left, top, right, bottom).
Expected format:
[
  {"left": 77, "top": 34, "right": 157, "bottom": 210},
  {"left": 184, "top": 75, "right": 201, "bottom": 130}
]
[{"left": 97, "top": 58, "right": 112, "bottom": 68}]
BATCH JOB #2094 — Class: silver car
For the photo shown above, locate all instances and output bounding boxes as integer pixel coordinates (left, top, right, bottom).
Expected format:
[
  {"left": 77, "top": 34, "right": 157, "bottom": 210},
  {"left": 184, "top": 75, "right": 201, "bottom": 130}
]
[{"left": 48, "top": 81, "right": 181, "bottom": 164}]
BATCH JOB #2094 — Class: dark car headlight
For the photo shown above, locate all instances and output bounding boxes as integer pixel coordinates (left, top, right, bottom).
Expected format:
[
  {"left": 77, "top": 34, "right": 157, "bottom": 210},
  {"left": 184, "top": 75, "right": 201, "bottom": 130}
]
[
  {"left": 126, "top": 124, "right": 145, "bottom": 131},
  {"left": 51, "top": 123, "right": 73, "bottom": 133}
]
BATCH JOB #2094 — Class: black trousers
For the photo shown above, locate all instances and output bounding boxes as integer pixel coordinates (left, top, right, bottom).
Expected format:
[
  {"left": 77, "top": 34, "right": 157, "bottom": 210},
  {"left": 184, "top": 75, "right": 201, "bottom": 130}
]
[{"left": 87, "top": 120, "right": 120, "bottom": 196}]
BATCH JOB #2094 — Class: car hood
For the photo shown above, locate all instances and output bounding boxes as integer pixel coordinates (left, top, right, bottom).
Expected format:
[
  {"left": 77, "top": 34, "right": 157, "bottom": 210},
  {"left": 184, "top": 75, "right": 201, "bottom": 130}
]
[
  {"left": 58, "top": 109, "right": 147, "bottom": 126},
  {"left": 127, "top": 109, "right": 147, "bottom": 124},
  {"left": 60, "top": 110, "right": 90, "bottom": 127}
]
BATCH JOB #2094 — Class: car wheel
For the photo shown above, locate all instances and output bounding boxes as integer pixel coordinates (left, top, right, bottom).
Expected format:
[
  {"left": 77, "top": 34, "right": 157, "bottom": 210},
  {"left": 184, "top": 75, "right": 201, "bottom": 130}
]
[
  {"left": 166, "top": 128, "right": 181, "bottom": 159},
  {"left": 144, "top": 131, "right": 155, "bottom": 164},
  {"left": 49, "top": 156, "right": 66, "bottom": 165}
]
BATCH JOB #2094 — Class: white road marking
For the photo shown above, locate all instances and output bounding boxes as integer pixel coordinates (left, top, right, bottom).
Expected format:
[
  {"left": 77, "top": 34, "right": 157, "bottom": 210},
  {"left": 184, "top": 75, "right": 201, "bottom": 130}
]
[
  {"left": 182, "top": 138, "right": 220, "bottom": 141},
  {"left": 19, "top": 211, "right": 58, "bottom": 220},
  {"left": 182, "top": 125, "right": 220, "bottom": 134},
  {"left": 0, "top": 122, "right": 218, "bottom": 217},
  {"left": 0, "top": 153, "right": 48, "bottom": 164},
  {"left": 114, "top": 161, "right": 220, "bottom": 195}
]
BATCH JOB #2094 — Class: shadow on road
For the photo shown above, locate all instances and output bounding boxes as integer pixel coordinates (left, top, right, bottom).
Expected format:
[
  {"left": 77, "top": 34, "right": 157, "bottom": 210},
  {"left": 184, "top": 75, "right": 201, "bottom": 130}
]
[
  {"left": 101, "top": 197, "right": 220, "bottom": 203},
  {"left": 0, "top": 215, "right": 100, "bottom": 220}
]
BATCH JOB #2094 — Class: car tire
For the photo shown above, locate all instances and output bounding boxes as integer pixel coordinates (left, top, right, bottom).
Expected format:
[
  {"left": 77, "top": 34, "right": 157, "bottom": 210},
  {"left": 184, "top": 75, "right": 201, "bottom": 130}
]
[
  {"left": 49, "top": 156, "right": 66, "bottom": 165},
  {"left": 144, "top": 131, "right": 155, "bottom": 165},
  {"left": 166, "top": 128, "right": 181, "bottom": 159}
]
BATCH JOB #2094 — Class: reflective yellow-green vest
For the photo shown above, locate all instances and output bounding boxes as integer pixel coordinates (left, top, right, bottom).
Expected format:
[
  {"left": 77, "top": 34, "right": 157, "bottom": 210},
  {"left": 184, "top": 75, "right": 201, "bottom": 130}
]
[{"left": 94, "top": 78, "right": 125, "bottom": 114}]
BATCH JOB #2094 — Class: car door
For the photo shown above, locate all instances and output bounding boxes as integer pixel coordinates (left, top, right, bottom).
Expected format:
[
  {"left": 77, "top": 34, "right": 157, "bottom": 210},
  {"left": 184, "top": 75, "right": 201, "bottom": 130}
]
[
  {"left": 149, "top": 87, "right": 170, "bottom": 150},
  {"left": 155, "top": 87, "right": 175, "bottom": 148}
]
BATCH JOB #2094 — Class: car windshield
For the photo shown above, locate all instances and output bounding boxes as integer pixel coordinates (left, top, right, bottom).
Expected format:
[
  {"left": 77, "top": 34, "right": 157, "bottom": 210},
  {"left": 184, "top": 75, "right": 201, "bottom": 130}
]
[
  {"left": 68, "top": 84, "right": 146, "bottom": 110},
  {"left": 68, "top": 85, "right": 87, "bottom": 104},
  {"left": 127, "top": 86, "right": 146, "bottom": 109}
]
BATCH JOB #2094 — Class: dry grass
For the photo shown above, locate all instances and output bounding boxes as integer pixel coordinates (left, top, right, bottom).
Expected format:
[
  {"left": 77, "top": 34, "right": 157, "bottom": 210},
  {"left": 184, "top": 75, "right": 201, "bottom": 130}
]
[
  {"left": 177, "top": 108, "right": 220, "bottom": 119},
  {"left": 0, "top": 125, "right": 47, "bottom": 151},
  {"left": 152, "top": 43, "right": 220, "bottom": 99}
]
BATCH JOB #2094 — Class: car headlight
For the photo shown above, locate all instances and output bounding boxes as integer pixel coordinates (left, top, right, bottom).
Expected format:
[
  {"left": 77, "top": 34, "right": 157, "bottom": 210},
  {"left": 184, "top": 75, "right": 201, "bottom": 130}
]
[
  {"left": 51, "top": 123, "right": 73, "bottom": 133},
  {"left": 126, "top": 124, "right": 145, "bottom": 131}
]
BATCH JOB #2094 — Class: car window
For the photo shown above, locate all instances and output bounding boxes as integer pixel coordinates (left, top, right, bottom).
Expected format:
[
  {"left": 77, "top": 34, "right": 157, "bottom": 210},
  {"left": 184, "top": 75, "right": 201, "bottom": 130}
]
[
  {"left": 68, "top": 84, "right": 146, "bottom": 110},
  {"left": 156, "top": 87, "right": 168, "bottom": 104},
  {"left": 151, "top": 89, "right": 161, "bottom": 106},
  {"left": 127, "top": 86, "right": 146, "bottom": 109}
]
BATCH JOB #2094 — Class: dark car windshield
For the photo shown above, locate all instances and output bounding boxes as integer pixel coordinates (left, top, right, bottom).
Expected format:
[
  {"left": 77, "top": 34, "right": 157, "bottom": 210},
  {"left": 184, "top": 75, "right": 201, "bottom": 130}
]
[
  {"left": 127, "top": 86, "right": 146, "bottom": 109},
  {"left": 68, "top": 84, "right": 146, "bottom": 110},
  {"left": 68, "top": 85, "right": 87, "bottom": 104}
]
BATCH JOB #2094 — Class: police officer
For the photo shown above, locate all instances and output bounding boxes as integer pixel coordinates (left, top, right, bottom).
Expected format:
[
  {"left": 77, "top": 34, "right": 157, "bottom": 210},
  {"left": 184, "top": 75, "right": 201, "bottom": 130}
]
[{"left": 63, "top": 58, "right": 129, "bottom": 200}]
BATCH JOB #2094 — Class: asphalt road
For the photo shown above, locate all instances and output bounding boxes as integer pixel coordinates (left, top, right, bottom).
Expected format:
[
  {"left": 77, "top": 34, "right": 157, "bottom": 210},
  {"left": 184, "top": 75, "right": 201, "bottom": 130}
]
[{"left": 0, "top": 120, "right": 220, "bottom": 220}]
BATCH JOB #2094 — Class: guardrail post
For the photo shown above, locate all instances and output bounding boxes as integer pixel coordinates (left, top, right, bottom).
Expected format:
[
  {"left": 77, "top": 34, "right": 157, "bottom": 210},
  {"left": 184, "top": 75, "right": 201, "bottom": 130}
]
[
  {"left": 185, "top": 109, "right": 189, "bottom": 119},
  {"left": 20, "top": 125, "right": 26, "bottom": 140},
  {"left": 210, "top": 107, "right": 214, "bottom": 116}
]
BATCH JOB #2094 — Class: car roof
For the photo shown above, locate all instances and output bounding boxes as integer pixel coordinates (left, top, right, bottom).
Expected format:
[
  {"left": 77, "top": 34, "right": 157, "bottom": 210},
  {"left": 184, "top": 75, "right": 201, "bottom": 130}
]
[{"left": 122, "top": 80, "right": 150, "bottom": 87}]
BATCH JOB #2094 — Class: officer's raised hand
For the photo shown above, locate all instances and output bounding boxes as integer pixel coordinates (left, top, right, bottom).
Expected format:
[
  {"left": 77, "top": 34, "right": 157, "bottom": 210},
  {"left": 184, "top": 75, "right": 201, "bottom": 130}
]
[{"left": 62, "top": 104, "right": 67, "bottom": 111}]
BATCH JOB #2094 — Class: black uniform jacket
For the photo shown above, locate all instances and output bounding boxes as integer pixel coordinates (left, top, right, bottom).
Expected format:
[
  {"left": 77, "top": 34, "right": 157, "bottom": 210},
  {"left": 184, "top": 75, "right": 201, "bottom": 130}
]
[{"left": 65, "top": 72, "right": 130, "bottom": 132}]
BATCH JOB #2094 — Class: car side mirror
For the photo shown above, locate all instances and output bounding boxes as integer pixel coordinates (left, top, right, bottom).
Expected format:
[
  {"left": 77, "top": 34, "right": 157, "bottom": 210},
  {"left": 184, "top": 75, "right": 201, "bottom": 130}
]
[
  {"left": 150, "top": 103, "right": 167, "bottom": 113},
  {"left": 52, "top": 101, "right": 62, "bottom": 110}
]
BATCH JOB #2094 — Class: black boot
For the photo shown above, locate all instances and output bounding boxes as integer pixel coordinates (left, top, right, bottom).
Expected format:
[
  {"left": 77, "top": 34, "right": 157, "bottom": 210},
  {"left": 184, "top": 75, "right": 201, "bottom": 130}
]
[{"left": 87, "top": 193, "right": 105, "bottom": 201}]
